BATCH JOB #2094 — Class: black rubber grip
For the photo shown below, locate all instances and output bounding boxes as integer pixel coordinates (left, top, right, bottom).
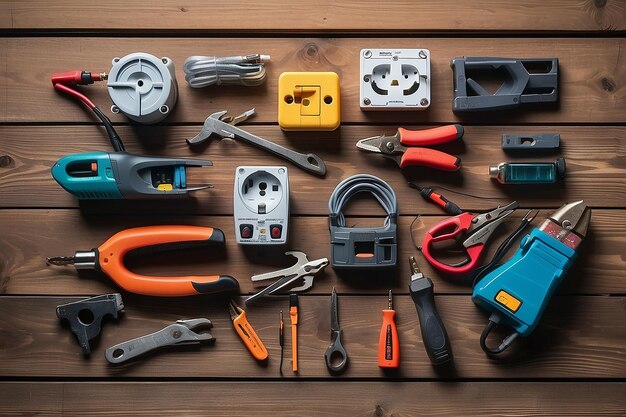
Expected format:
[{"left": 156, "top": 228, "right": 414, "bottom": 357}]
[
  {"left": 410, "top": 277, "right": 453, "bottom": 365},
  {"left": 192, "top": 275, "right": 240, "bottom": 294}
]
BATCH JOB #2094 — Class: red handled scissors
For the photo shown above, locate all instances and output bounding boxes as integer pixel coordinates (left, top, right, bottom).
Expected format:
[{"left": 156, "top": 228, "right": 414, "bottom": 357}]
[{"left": 421, "top": 202, "right": 518, "bottom": 275}]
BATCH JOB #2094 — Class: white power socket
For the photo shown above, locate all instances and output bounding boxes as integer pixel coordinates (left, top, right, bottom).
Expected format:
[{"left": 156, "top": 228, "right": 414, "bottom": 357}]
[
  {"left": 234, "top": 166, "right": 289, "bottom": 245},
  {"left": 360, "top": 48, "right": 430, "bottom": 111}
]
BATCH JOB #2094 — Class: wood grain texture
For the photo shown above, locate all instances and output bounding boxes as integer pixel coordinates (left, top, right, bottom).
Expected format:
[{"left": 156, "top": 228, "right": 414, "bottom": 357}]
[
  {"left": 2, "top": 38, "right": 625, "bottom": 124},
  {"left": 0, "top": 209, "right": 623, "bottom": 296},
  {"left": 1, "top": 381, "right": 625, "bottom": 417},
  {"left": 1, "top": 0, "right": 625, "bottom": 32},
  {"left": 0, "top": 295, "right": 624, "bottom": 378},
  {"left": 0, "top": 125, "right": 624, "bottom": 213}
]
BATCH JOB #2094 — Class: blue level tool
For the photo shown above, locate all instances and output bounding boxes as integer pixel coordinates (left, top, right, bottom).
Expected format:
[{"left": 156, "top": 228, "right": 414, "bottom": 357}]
[{"left": 472, "top": 201, "right": 591, "bottom": 356}]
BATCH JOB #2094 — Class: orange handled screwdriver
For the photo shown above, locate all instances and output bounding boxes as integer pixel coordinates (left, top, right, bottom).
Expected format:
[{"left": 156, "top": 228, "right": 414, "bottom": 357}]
[
  {"left": 229, "top": 300, "right": 269, "bottom": 361},
  {"left": 47, "top": 226, "right": 239, "bottom": 297},
  {"left": 290, "top": 294, "right": 299, "bottom": 372},
  {"left": 378, "top": 290, "right": 400, "bottom": 368}
]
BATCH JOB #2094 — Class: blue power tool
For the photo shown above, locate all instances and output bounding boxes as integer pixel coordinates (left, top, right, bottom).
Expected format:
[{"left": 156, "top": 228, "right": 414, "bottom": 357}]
[
  {"left": 472, "top": 201, "right": 591, "bottom": 356},
  {"left": 53, "top": 151, "right": 212, "bottom": 199},
  {"left": 51, "top": 69, "right": 213, "bottom": 199}
]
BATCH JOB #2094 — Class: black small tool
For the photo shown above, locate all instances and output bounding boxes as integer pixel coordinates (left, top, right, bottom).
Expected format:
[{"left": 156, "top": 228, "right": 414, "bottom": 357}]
[
  {"left": 408, "top": 257, "right": 453, "bottom": 365},
  {"left": 502, "top": 133, "right": 560, "bottom": 152},
  {"left": 452, "top": 57, "right": 558, "bottom": 112},
  {"left": 56, "top": 293, "right": 124, "bottom": 355},
  {"left": 324, "top": 288, "right": 348, "bottom": 374}
]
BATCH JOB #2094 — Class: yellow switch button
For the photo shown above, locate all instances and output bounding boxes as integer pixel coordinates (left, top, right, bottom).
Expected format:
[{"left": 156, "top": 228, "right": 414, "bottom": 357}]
[{"left": 495, "top": 290, "right": 522, "bottom": 313}]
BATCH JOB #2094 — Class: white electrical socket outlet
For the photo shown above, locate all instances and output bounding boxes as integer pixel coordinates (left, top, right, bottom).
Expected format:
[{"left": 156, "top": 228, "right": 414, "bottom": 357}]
[
  {"left": 234, "top": 166, "right": 289, "bottom": 245},
  {"left": 360, "top": 48, "right": 430, "bottom": 111}
]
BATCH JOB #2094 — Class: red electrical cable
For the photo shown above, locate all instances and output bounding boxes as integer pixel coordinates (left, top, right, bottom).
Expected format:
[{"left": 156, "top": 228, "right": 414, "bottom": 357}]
[{"left": 53, "top": 82, "right": 96, "bottom": 109}]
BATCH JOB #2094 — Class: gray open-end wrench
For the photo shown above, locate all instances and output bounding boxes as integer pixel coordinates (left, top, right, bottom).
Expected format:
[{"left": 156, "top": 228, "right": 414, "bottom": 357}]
[
  {"left": 105, "top": 318, "right": 214, "bottom": 364},
  {"left": 188, "top": 109, "right": 327, "bottom": 176}
]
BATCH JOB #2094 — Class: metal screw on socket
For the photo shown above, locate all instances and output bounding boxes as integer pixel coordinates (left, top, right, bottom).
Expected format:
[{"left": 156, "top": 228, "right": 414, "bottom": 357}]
[
  {"left": 419, "top": 50, "right": 427, "bottom": 59},
  {"left": 420, "top": 98, "right": 429, "bottom": 106},
  {"left": 363, "top": 50, "right": 372, "bottom": 58},
  {"left": 363, "top": 98, "right": 371, "bottom": 105}
]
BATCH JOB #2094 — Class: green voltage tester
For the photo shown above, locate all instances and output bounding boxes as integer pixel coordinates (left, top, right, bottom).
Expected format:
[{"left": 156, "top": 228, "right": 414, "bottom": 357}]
[{"left": 472, "top": 201, "right": 591, "bottom": 355}]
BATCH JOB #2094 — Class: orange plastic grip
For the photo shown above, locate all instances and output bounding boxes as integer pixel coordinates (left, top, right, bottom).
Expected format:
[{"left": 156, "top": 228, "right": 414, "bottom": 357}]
[
  {"left": 378, "top": 309, "right": 400, "bottom": 368},
  {"left": 398, "top": 124, "right": 463, "bottom": 147},
  {"left": 97, "top": 225, "right": 237, "bottom": 296},
  {"left": 233, "top": 310, "right": 269, "bottom": 361},
  {"left": 400, "top": 148, "right": 461, "bottom": 171},
  {"left": 290, "top": 306, "right": 298, "bottom": 372}
]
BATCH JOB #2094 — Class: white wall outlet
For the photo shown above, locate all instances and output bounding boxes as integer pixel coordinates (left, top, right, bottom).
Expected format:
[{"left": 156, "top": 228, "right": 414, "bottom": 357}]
[
  {"left": 360, "top": 48, "right": 431, "bottom": 111},
  {"left": 234, "top": 166, "right": 289, "bottom": 245}
]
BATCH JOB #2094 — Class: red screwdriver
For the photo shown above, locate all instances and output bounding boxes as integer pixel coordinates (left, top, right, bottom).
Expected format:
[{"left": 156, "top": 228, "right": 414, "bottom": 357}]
[
  {"left": 378, "top": 290, "right": 400, "bottom": 368},
  {"left": 408, "top": 183, "right": 463, "bottom": 215}
]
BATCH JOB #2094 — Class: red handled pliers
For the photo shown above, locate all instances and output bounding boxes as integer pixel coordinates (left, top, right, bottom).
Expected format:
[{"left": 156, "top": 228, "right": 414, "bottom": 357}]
[
  {"left": 421, "top": 202, "right": 518, "bottom": 275},
  {"left": 356, "top": 125, "right": 464, "bottom": 171}
]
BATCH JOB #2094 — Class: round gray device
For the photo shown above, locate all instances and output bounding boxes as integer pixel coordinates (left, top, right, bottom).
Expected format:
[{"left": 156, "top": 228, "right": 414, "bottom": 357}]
[{"left": 108, "top": 52, "right": 178, "bottom": 124}]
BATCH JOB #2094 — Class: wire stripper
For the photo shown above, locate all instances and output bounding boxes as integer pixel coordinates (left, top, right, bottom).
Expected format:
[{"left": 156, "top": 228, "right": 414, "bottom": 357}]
[{"left": 47, "top": 225, "right": 239, "bottom": 297}]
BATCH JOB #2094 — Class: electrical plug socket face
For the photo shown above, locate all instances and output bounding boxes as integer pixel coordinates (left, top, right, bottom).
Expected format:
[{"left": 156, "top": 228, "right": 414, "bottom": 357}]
[
  {"left": 234, "top": 166, "right": 289, "bottom": 245},
  {"left": 360, "top": 49, "right": 430, "bottom": 111}
]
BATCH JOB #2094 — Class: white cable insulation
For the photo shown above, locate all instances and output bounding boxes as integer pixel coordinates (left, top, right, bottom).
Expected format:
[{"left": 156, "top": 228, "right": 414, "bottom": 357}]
[{"left": 183, "top": 54, "right": 270, "bottom": 88}]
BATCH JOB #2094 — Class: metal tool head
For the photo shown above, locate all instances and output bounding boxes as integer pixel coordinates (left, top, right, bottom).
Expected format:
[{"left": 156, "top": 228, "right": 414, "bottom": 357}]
[
  {"left": 539, "top": 200, "right": 591, "bottom": 250},
  {"left": 409, "top": 256, "right": 424, "bottom": 281},
  {"left": 227, "top": 300, "right": 242, "bottom": 321},
  {"left": 330, "top": 287, "right": 340, "bottom": 331},
  {"left": 463, "top": 201, "right": 518, "bottom": 248},
  {"left": 356, "top": 133, "right": 403, "bottom": 155},
  {"left": 175, "top": 318, "right": 214, "bottom": 343},
  {"left": 187, "top": 109, "right": 256, "bottom": 145}
]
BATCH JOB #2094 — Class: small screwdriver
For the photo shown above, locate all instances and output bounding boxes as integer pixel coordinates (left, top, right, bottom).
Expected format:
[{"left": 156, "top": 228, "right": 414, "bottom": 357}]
[
  {"left": 409, "top": 256, "right": 453, "bottom": 365},
  {"left": 378, "top": 290, "right": 400, "bottom": 368},
  {"left": 408, "top": 183, "right": 463, "bottom": 215}
]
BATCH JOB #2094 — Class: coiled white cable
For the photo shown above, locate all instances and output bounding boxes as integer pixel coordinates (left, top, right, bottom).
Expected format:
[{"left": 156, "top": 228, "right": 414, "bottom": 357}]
[{"left": 183, "top": 54, "right": 270, "bottom": 88}]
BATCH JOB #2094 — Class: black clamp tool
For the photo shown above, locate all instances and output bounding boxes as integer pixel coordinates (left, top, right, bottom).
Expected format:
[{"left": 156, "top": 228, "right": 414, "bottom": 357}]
[
  {"left": 56, "top": 293, "right": 124, "bottom": 355},
  {"left": 451, "top": 57, "right": 558, "bottom": 112},
  {"left": 328, "top": 174, "right": 398, "bottom": 268}
]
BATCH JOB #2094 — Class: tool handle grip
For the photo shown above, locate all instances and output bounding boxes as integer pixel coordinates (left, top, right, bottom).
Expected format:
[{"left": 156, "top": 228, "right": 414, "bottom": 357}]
[
  {"left": 410, "top": 278, "right": 453, "bottom": 365},
  {"left": 233, "top": 312, "right": 269, "bottom": 361},
  {"left": 424, "top": 191, "right": 463, "bottom": 215},
  {"left": 400, "top": 148, "right": 461, "bottom": 171},
  {"left": 98, "top": 226, "right": 240, "bottom": 296},
  {"left": 398, "top": 124, "right": 464, "bottom": 147},
  {"left": 378, "top": 310, "right": 400, "bottom": 368}
]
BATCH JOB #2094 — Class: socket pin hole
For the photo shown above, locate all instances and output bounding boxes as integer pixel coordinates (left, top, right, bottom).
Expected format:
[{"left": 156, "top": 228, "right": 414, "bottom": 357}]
[
  {"left": 78, "top": 309, "right": 95, "bottom": 325},
  {"left": 363, "top": 76, "right": 370, "bottom": 83},
  {"left": 137, "top": 80, "right": 144, "bottom": 87},
  {"left": 382, "top": 75, "right": 386, "bottom": 79},
  {"left": 302, "top": 99, "right": 310, "bottom": 106},
  {"left": 324, "top": 96, "right": 333, "bottom": 104},
  {"left": 259, "top": 182, "right": 267, "bottom": 190},
  {"left": 404, "top": 75, "right": 409, "bottom": 79},
  {"left": 272, "top": 185, "right": 279, "bottom": 191},
  {"left": 284, "top": 95, "right": 294, "bottom": 104},
  {"left": 260, "top": 190, "right": 266, "bottom": 196}
]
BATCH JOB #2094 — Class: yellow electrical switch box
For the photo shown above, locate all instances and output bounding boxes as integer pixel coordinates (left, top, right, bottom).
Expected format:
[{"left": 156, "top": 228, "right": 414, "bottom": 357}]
[{"left": 278, "top": 72, "right": 340, "bottom": 131}]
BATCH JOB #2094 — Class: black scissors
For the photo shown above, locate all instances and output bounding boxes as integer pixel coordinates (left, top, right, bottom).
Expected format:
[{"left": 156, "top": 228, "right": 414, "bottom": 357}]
[{"left": 324, "top": 287, "right": 348, "bottom": 374}]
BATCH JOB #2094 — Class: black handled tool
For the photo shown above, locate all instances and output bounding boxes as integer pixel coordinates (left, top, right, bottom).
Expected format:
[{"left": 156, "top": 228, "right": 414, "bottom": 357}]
[{"left": 408, "top": 256, "right": 453, "bottom": 365}]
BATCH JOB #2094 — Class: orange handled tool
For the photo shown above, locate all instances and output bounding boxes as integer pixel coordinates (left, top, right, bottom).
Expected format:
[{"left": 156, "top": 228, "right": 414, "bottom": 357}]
[
  {"left": 47, "top": 225, "right": 239, "bottom": 297},
  {"left": 228, "top": 300, "right": 269, "bottom": 361},
  {"left": 356, "top": 124, "right": 463, "bottom": 171},
  {"left": 378, "top": 290, "right": 400, "bottom": 368},
  {"left": 290, "top": 294, "right": 299, "bottom": 372}
]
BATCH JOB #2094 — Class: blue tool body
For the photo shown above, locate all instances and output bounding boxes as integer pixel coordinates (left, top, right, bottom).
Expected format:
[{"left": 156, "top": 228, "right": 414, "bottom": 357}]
[
  {"left": 52, "top": 152, "right": 123, "bottom": 199},
  {"left": 52, "top": 151, "right": 211, "bottom": 200},
  {"left": 472, "top": 228, "right": 577, "bottom": 337}
]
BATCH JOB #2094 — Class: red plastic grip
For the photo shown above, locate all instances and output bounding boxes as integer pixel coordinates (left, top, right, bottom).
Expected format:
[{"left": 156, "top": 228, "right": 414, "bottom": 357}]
[
  {"left": 400, "top": 148, "right": 461, "bottom": 171},
  {"left": 421, "top": 213, "right": 485, "bottom": 276},
  {"left": 398, "top": 124, "right": 464, "bottom": 147}
]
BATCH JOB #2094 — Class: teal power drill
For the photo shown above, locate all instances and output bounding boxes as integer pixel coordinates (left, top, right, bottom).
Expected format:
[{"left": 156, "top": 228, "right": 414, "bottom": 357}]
[
  {"left": 51, "top": 70, "right": 213, "bottom": 199},
  {"left": 472, "top": 201, "right": 591, "bottom": 355}
]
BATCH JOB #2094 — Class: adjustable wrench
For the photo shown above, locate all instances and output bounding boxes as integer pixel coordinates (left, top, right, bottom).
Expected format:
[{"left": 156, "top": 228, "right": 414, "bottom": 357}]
[{"left": 188, "top": 109, "right": 327, "bottom": 176}]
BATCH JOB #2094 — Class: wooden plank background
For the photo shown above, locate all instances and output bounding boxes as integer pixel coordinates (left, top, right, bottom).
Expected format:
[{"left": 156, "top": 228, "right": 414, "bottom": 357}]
[{"left": 0, "top": 1, "right": 625, "bottom": 415}]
